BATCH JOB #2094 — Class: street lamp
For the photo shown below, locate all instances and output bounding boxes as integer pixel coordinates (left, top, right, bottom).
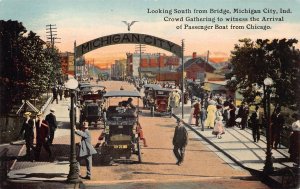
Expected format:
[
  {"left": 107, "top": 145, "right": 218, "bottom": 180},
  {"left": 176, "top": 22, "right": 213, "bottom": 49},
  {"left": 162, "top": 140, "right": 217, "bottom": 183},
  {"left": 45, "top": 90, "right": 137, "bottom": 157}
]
[
  {"left": 263, "top": 77, "right": 274, "bottom": 174},
  {"left": 65, "top": 78, "right": 80, "bottom": 183}
]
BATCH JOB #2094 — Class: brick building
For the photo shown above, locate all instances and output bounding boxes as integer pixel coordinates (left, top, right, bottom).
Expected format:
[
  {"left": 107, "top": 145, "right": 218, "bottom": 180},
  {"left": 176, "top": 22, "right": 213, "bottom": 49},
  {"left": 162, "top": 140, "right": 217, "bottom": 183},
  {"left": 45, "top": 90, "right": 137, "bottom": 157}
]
[{"left": 126, "top": 52, "right": 180, "bottom": 78}]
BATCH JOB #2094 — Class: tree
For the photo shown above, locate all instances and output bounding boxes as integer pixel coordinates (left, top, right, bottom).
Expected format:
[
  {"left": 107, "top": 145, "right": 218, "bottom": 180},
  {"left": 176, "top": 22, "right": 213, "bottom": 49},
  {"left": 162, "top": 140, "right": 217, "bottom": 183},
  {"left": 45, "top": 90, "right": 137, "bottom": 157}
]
[
  {"left": 228, "top": 38, "right": 300, "bottom": 110},
  {"left": 0, "top": 20, "right": 61, "bottom": 115}
]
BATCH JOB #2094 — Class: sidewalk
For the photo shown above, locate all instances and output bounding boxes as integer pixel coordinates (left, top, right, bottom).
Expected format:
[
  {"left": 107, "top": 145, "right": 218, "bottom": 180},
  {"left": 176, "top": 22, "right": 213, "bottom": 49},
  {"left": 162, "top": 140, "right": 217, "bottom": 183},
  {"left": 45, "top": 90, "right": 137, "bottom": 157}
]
[
  {"left": 6, "top": 98, "right": 72, "bottom": 184},
  {"left": 173, "top": 100, "right": 294, "bottom": 184}
]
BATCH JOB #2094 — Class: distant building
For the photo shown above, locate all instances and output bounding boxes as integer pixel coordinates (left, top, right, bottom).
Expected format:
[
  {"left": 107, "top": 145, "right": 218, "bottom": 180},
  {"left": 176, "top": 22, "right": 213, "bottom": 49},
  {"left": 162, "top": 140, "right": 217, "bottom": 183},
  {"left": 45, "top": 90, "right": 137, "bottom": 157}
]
[
  {"left": 59, "top": 52, "right": 74, "bottom": 76},
  {"left": 126, "top": 52, "right": 180, "bottom": 78},
  {"left": 111, "top": 59, "right": 126, "bottom": 80},
  {"left": 177, "top": 52, "right": 216, "bottom": 82}
]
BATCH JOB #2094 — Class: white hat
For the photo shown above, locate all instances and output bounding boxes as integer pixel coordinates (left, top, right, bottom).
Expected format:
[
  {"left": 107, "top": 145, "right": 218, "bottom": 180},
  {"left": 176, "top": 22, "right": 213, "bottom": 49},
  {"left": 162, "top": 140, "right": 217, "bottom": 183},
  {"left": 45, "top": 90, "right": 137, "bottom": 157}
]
[
  {"left": 50, "top": 108, "right": 55, "bottom": 112},
  {"left": 82, "top": 121, "right": 89, "bottom": 128},
  {"left": 24, "top": 112, "right": 32, "bottom": 116},
  {"left": 292, "top": 120, "right": 300, "bottom": 131}
]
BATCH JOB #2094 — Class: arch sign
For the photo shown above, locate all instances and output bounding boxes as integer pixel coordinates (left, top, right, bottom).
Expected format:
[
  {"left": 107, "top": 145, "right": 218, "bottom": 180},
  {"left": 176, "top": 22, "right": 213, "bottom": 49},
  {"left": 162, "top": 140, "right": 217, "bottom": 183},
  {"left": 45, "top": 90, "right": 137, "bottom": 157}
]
[{"left": 75, "top": 33, "right": 182, "bottom": 58}]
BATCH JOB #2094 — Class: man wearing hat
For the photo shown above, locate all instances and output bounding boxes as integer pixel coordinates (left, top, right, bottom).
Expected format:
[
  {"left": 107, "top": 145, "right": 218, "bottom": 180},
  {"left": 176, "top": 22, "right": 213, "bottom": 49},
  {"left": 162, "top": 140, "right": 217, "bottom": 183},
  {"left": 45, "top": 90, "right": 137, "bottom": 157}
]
[
  {"left": 271, "top": 107, "right": 285, "bottom": 149},
  {"left": 289, "top": 118, "right": 300, "bottom": 163},
  {"left": 75, "top": 121, "right": 97, "bottom": 180},
  {"left": 35, "top": 112, "right": 52, "bottom": 161},
  {"left": 45, "top": 108, "right": 57, "bottom": 145},
  {"left": 172, "top": 119, "right": 188, "bottom": 166},
  {"left": 18, "top": 112, "right": 35, "bottom": 161}
]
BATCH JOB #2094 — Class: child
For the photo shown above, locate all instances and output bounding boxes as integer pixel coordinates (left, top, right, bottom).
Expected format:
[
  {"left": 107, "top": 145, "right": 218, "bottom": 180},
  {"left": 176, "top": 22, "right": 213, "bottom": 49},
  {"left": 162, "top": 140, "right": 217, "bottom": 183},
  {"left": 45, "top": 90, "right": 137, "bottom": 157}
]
[{"left": 212, "top": 116, "right": 225, "bottom": 139}]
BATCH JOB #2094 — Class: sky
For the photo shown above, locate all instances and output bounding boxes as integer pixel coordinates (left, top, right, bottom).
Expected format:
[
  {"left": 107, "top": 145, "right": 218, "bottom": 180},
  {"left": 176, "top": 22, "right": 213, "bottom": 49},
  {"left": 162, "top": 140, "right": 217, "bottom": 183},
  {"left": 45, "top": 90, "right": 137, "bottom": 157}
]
[{"left": 1, "top": 0, "right": 300, "bottom": 67}]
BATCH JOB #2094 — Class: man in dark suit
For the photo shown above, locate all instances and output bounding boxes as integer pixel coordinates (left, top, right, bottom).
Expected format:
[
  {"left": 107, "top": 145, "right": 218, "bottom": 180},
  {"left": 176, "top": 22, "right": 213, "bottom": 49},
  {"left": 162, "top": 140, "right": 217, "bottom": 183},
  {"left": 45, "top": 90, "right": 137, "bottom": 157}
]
[
  {"left": 35, "top": 112, "right": 52, "bottom": 161},
  {"left": 172, "top": 119, "right": 188, "bottom": 166},
  {"left": 250, "top": 106, "right": 260, "bottom": 142},
  {"left": 271, "top": 107, "right": 285, "bottom": 149},
  {"left": 18, "top": 112, "right": 35, "bottom": 161},
  {"left": 45, "top": 108, "right": 57, "bottom": 145},
  {"left": 75, "top": 122, "right": 97, "bottom": 180},
  {"left": 51, "top": 86, "right": 58, "bottom": 104}
]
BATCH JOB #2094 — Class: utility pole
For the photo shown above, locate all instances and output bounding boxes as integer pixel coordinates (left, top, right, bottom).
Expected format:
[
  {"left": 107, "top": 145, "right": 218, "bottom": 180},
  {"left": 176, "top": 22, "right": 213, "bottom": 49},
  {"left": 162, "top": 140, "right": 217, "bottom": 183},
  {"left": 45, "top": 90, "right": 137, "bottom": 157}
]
[
  {"left": 93, "top": 59, "right": 95, "bottom": 78},
  {"left": 205, "top": 50, "right": 209, "bottom": 82},
  {"left": 135, "top": 44, "right": 146, "bottom": 79},
  {"left": 46, "top": 24, "right": 61, "bottom": 87},
  {"left": 46, "top": 24, "right": 60, "bottom": 49}
]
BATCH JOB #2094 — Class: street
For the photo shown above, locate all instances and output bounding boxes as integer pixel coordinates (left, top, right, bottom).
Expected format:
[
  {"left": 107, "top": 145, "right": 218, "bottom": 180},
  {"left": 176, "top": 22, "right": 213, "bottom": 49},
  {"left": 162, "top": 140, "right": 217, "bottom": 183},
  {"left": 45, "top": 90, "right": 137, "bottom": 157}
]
[
  {"left": 80, "top": 81, "right": 268, "bottom": 188},
  {"left": 4, "top": 81, "right": 270, "bottom": 189}
]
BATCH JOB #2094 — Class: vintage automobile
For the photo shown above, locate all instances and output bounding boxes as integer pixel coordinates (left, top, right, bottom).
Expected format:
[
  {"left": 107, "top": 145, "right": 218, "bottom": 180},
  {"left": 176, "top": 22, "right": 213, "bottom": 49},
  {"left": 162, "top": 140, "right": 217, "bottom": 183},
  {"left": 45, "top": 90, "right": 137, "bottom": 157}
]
[
  {"left": 79, "top": 84, "right": 106, "bottom": 127},
  {"left": 149, "top": 87, "right": 173, "bottom": 117},
  {"left": 98, "top": 90, "right": 142, "bottom": 164},
  {"left": 142, "top": 84, "right": 162, "bottom": 109}
]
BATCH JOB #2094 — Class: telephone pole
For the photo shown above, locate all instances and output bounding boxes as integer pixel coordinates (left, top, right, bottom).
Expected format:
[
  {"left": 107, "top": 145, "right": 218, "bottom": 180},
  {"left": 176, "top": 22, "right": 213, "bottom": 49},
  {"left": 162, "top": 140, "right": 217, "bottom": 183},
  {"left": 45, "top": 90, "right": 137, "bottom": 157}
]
[
  {"left": 135, "top": 44, "right": 146, "bottom": 79},
  {"left": 46, "top": 24, "right": 60, "bottom": 48},
  {"left": 46, "top": 24, "right": 61, "bottom": 85}
]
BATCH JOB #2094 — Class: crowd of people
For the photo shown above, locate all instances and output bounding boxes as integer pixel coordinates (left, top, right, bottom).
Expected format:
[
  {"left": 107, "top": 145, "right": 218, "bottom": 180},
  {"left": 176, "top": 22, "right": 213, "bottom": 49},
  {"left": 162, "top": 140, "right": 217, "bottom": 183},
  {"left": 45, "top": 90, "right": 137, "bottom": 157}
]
[
  {"left": 18, "top": 109, "right": 57, "bottom": 162},
  {"left": 51, "top": 85, "right": 68, "bottom": 104}
]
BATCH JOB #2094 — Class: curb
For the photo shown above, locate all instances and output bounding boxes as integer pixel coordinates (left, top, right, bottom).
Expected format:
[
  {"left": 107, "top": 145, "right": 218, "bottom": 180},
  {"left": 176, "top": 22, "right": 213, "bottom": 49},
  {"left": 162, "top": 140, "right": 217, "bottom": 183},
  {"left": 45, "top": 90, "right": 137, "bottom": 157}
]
[{"left": 5, "top": 179, "right": 80, "bottom": 189}]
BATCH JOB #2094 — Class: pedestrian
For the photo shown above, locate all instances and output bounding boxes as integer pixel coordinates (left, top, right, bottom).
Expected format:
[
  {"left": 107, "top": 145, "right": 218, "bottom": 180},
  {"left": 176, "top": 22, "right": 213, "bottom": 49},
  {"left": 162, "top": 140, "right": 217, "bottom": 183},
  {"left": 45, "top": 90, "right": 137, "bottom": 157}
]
[
  {"left": 58, "top": 86, "right": 63, "bottom": 101},
  {"left": 172, "top": 119, "right": 188, "bottom": 166},
  {"left": 227, "top": 103, "right": 236, "bottom": 127},
  {"left": 168, "top": 91, "right": 176, "bottom": 109},
  {"left": 250, "top": 106, "right": 260, "bottom": 142},
  {"left": 64, "top": 89, "right": 69, "bottom": 99},
  {"left": 236, "top": 104, "right": 244, "bottom": 128},
  {"left": 199, "top": 106, "right": 207, "bottom": 130},
  {"left": 35, "top": 112, "right": 52, "bottom": 161},
  {"left": 75, "top": 121, "right": 97, "bottom": 180},
  {"left": 51, "top": 86, "right": 58, "bottom": 104},
  {"left": 212, "top": 116, "right": 225, "bottom": 139},
  {"left": 136, "top": 121, "right": 148, "bottom": 147},
  {"left": 18, "top": 112, "right": 35, "bottom": 161},
  {"left": 215, "top": 104, "right": 223, "bottom": 118},
  {"left": 45, "top": 108, "right": 57, "bottom": 145},
  {"left": 193, "top": 100, "right": 201, "bottom": 126},
  {"left": 289, "top": 119, "right": 300, "bottom": 163},
  {"left": 271, "top": 107, "right": 285, "bottom": 149},
  {"left": 174, "top": 90, "right": 180, "bottom": 107},
  {"left": 241, "top": 104, "right": 249, "bottom": 130},
  {"left": 205, "top": 100, "right": 217, "bottom": 129}
]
